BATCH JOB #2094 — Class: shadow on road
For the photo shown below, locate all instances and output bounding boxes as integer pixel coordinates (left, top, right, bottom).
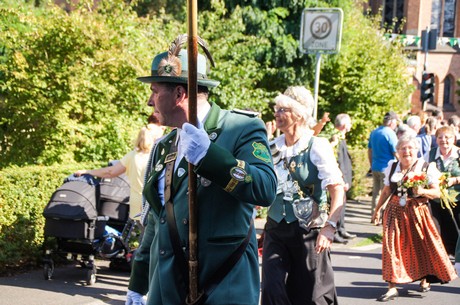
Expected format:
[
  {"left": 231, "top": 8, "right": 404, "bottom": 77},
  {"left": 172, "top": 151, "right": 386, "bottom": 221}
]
[{"left": 0, "top": 261, "right": 130, "bottom": 305}]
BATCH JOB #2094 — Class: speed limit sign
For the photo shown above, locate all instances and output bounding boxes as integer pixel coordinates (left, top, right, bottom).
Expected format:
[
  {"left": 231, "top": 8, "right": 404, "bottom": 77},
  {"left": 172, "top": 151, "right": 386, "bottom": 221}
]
[{"left": 300, "top": 8, "right": 343, "bottom": 54}]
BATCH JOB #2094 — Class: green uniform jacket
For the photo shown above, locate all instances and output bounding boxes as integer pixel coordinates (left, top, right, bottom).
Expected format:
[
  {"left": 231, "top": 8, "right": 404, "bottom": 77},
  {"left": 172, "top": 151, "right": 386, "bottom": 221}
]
[{"left": 129, "top": 103, "right": 277, "bottom": 305}]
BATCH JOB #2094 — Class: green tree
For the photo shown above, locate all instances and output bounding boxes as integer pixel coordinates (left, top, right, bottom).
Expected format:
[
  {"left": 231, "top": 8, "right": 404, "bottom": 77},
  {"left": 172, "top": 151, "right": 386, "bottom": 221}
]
[
  {"left": 318, "top": 5, "right": 413, "bottom": 146},
  {"left": 198, "top": 0, "right": 412, "bottom": 141},
  {"left": 0, "top": 0, "right": 181, "bottom": 167},
  {"left": 1, "top": 0, "right": 414, "bottom": 169},
  {"left": 131, "top": 0, "right": 185, "bottom": 19}
]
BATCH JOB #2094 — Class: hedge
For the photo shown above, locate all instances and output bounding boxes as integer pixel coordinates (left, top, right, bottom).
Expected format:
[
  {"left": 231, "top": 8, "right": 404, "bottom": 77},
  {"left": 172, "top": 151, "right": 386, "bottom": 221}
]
[{"left": 0, "top": 147, "right": 371, "bottom": 275}]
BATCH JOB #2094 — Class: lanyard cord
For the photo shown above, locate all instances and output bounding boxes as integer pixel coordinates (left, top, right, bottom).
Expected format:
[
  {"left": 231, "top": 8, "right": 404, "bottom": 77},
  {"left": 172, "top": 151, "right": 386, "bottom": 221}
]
[{"left": 396, "top": 160, "right": 419, "bottom": 197}]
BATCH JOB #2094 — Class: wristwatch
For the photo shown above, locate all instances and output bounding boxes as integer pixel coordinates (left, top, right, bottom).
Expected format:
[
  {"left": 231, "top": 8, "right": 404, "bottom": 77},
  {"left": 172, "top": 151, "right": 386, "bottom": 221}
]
[{"left": 326, "top": 220, "right": 337, "bottom": 230}]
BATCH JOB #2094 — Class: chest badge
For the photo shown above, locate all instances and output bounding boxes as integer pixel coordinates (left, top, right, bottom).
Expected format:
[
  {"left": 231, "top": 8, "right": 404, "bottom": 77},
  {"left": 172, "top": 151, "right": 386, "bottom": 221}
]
[
  {"left": 209, "top": 132, "right": 218, "bottom": 141},
  {"left": 177, "top": 167, "right": 186, "bottom": 177},
  {"left": 290, "top": 160, "right": 296, "bottom": 172},
  {"left": 200, "top": 177, "right": 212, "bottom": 187},
  {"left": 155, "top": 163, "right": 164, "bottom": 172}
]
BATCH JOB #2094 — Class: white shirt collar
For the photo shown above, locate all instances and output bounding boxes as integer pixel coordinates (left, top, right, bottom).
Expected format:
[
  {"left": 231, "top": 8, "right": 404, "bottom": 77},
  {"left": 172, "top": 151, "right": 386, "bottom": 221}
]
[
  {"left": 272, "top": 130, "right": 314, "bottom": 159},
  {"left": 434, "top": 146, "right": 460, "bottom": 161},
  {"left": 198, "top": 102, "right": 211, "bottom": 124}
]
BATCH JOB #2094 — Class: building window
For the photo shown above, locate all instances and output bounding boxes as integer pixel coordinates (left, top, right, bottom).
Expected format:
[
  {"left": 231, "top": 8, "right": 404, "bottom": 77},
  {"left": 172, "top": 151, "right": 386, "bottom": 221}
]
[
  {"left": 443, "top": 76, "right": 455, "bottom": 112},
  {"left": 431, "top": 0, "right": 457, "bottom": 37},
  {"left": 382, "top": 0, "right": 405, "bottom": 33}
]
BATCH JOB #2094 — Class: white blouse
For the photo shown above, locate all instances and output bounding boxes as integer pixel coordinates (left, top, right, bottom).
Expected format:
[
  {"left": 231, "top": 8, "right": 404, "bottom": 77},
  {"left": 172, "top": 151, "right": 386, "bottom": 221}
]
[
  {"left": 423, "top": 146, "right": 460, "bottom": 169},
  {"left": 383, "top": 158, "right": 441, "bottom": 186},
  {"left": 271, "top": 132, "right": 344, "bottom": 192}
]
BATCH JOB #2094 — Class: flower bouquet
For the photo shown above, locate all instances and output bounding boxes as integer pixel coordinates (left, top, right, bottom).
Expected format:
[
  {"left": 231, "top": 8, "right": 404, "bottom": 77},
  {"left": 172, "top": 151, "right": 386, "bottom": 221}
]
[
  {"left": 401, "top": 172, "right": 428, "bottom": 196},
  {"left": 438, "top": 172, "right": 458, "bottom": 210},
  {"left": 394, "top": 171, "right": 428, "bottom": 206},
  {"left": 402, "top": 172, "right": 428, "bottom": 188}
]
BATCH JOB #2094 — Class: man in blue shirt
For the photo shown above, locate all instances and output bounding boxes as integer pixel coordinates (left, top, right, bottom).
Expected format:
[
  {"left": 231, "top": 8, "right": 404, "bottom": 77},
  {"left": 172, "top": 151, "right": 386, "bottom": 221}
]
[{"left": 368, "top": 111, "right": 399, "bottom": 216}]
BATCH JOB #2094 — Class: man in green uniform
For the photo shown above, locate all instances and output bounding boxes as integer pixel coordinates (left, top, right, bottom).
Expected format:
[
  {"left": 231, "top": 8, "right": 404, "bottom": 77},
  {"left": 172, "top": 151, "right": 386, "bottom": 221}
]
[{"left": 125, "top": 36, "right": 277, "bottom": 305}]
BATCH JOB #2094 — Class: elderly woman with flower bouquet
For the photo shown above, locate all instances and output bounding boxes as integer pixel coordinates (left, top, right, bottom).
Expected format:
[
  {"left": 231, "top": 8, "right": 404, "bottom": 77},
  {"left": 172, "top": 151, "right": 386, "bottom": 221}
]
[
  {"left": 371, "top": 135, "right": 457, "bottom": 302},
  {"left": 426, "top": 125, "right": 460, "bottom": 256}
]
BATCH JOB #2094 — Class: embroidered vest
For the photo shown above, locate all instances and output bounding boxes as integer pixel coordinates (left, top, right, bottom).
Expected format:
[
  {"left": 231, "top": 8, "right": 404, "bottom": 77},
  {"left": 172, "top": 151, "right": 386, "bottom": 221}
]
[
  {"left": 429, "top": 147, "right": 460, "bottom": 201},
  {"left": 268, "top": 137, "right": 327, "bottom": 223}
]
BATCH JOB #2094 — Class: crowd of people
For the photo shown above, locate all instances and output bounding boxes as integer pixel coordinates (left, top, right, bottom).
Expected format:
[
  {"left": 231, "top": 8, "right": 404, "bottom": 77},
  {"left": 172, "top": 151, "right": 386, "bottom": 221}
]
[
  {"left": 76, "top": 34, "right": 459, "bottom": 305},
  {"left": 368, "top": 110, "right": 460, "bottom": 301}
]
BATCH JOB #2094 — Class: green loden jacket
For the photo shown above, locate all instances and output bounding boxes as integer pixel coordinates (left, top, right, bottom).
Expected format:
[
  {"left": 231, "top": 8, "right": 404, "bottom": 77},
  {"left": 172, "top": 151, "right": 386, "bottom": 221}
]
[{"left": 128, "top": 102, "right": 277, "bottom": 305}]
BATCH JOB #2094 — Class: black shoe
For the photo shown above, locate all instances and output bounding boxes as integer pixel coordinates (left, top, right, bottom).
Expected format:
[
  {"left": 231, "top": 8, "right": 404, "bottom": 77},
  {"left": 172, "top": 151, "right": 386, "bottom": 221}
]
[
  {"left": 377, "top": 289, "right": 398, "bottom": 302},
  {"left": 340, "top": 231, "right": 357, "bottom": 239},
  {"left": 333, "top": 234, "right": 348, "bottom": 244}
]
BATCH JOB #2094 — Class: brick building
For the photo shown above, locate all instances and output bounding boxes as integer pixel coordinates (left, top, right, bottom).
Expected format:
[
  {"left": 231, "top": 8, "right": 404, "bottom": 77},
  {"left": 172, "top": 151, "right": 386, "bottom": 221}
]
[{"left": 367, "top": 0, "right": 460, "bottom": 118}]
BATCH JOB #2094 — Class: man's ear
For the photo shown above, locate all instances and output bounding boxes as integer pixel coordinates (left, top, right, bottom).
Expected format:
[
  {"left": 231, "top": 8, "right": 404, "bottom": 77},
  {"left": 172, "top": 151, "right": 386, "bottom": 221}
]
[{"left": 175, "top": 85, "right": 187, "bottom": 103}]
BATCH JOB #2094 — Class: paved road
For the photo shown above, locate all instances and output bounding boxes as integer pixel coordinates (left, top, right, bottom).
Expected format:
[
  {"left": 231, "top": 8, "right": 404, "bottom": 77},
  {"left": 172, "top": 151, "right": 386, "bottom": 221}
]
[
  {"left": 332, "top": 200, "right": 460, "bottom": 305},
  {"left": 1, "top": 198, "right": 459, "bottom": 305}
]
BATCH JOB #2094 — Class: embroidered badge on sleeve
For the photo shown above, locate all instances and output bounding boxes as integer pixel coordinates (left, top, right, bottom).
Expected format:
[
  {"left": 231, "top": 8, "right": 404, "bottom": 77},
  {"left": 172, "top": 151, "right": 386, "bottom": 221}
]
[{"left": 252, "top": 142, "right": 271, "bottom": 163}]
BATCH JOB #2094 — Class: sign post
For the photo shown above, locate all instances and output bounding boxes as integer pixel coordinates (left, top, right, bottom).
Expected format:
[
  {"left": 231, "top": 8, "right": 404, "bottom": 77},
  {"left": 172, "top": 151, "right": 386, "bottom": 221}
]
[{"left": 300, "top": 8, "right": 343, "bottom": 120}]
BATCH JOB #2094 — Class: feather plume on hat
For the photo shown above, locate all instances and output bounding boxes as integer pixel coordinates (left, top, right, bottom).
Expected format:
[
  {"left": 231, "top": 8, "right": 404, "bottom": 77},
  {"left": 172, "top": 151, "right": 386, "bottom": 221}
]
[
  {"left": 157, "top": 34, "right": 187, "bottom": 77},
  {"left": 197, "top": 36, "right": 215, "bottom": 67},
  {"left": 157, "top": 34, "right": 215, "bottom": 77}
]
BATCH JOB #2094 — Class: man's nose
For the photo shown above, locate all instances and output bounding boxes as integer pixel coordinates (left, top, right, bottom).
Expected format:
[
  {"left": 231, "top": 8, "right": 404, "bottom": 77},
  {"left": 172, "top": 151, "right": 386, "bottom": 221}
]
[{"left": 147, "top": 94, "right": 155, "bottom": 107}]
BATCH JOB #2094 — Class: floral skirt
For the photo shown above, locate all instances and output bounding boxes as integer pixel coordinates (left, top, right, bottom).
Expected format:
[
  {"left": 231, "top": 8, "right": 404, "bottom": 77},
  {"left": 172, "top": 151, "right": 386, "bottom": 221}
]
[{"left": 381, "top": 195, "right": 457, "bottom": 284}]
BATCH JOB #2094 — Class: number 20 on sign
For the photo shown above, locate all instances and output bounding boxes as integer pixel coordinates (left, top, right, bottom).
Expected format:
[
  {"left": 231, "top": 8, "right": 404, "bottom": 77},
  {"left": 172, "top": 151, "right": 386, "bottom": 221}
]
[{"left": 300, "top": 8, "right": 343, "bottom": 54}]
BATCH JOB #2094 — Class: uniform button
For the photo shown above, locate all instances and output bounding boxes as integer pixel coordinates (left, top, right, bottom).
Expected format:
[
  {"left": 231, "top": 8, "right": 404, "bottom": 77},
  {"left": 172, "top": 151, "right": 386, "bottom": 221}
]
[
  {"left": 160, "top": 217, "right": 166, "bottom": 224},
  {"left": 182, "top": 218, "right": 188, "bottom": 225},
  {"left": 160, "top": 249, "right": 165, "bottom": 255}
]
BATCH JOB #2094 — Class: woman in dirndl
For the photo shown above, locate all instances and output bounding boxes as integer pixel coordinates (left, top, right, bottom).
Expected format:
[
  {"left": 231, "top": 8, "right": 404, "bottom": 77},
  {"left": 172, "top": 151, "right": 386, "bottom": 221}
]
[
  {"left": 371, "top": 135, "right": 457, "bottom": 302},
  {"left": 261, "top": 86, "right": 345, "bottom": 305},
  {"left": 426, "top": 125, "right": 460, "bottom": 256}
]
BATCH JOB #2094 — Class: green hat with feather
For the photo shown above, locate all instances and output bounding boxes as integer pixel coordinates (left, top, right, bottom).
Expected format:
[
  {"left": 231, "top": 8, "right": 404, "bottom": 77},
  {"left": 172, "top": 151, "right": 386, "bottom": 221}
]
[{"left": 137, "top": 34, "right": 220, "bottom": 88}]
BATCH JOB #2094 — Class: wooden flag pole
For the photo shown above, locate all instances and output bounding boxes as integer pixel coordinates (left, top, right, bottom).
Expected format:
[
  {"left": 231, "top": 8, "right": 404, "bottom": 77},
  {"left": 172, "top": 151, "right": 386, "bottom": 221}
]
[{"left": 186, "top": 0, "right": 199, "bottom": 302}]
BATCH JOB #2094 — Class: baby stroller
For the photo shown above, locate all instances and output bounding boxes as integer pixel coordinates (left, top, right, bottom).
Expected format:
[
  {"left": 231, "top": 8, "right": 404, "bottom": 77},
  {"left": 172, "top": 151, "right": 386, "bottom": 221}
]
[
  {"left": 97, "top": 165, "right": 138, "bottom": 271},
  {"left": 98, "top": 161, "right": 130, "bottom": 232},
  {"left": 42, "top": 174, "right": 106, "bottom": 285},
  {"left": 42, "top": 170, "right": 136, "bottom": 285}
]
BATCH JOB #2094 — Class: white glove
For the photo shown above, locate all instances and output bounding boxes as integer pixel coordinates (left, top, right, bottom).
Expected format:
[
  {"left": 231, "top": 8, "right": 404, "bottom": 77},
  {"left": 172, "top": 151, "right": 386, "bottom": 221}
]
[
  {"left": 180, "top": 122, "right": 210, "bottom": 165},
  {"left": 455, "top": 262, "right": 460, "bottom": 275},
  {"left": 125, "top": 289, "right": 146, "bottom": 305}
]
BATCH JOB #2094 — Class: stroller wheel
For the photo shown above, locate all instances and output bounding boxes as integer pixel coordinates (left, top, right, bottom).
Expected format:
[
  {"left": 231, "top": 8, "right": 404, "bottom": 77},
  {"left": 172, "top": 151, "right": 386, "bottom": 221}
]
[
  {"left": 86, "top": 265, "right": 97, "bottom": 285},
  {"left": 43, "top": 261, "right": 54, "bottom": 280}
]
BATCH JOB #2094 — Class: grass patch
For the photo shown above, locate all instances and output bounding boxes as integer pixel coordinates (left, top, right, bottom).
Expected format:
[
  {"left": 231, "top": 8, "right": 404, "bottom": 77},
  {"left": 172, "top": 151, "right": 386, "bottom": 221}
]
[{"left": 354, "top": 233, "right": 382, "bottom": 247}]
